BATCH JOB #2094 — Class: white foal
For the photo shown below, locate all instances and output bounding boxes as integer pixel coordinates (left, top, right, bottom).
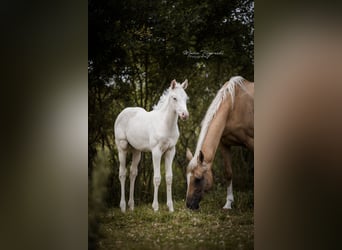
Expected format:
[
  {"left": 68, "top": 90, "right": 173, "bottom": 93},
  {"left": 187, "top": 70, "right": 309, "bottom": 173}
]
[{"left": 114, "top": 79, "right": 189, "bottom": 212}]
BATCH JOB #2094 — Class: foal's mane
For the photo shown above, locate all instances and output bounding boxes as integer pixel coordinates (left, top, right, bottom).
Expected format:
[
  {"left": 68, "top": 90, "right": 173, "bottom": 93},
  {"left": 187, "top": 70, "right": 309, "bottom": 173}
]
[
  {"left": 152, "top": 82, "right": 184, "bottom": 111},
  {"left": 189, "top": 76, "right": 246, "bottom": 168},
  {"left": 152, "top": 88, "right": 170, "bottom": 111}
]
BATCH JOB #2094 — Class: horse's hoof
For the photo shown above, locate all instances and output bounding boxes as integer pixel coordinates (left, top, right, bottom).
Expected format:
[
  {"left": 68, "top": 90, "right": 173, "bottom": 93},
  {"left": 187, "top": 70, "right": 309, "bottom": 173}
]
[
  {"left": 152, "top": 202, "right": 159, "bottom": 211},
  {"left": 168, "top": 205, "right": 174, "bottom": 212},
  {"left": 128, "top": 200, "right": 134, "bottom": 210},
  {"left": 120, "top": 201, "right": 126, "bottom": 212},
  {"left": 167, "top": 201, "right": 174, "bottom": 212}
]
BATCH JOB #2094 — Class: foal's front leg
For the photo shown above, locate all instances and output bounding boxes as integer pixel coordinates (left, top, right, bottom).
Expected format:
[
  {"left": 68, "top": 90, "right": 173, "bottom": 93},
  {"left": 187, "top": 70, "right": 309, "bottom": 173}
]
[
  {"left": 164, "top": 147, "right": 175, "bottom": 212},
  {"left": 152, "top": 148, "right": 162, "bottom": 211}
]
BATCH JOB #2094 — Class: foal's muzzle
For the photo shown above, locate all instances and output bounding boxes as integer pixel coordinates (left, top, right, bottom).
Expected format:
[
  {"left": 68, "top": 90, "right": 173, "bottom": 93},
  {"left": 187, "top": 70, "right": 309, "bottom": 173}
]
[{"left": 179, "top": 111, "right": 189, "bottom": 120}]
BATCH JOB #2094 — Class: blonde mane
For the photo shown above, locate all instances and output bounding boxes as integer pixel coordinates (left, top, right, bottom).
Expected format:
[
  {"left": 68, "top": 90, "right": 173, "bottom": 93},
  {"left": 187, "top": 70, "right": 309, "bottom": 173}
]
[{"left": 189, "top": 76, "right": 246, "bottom": 168}]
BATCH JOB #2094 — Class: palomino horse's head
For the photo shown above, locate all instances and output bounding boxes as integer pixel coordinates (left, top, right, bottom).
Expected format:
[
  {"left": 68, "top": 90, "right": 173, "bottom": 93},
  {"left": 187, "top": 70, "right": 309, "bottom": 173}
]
[
  {"left": 185, "top": 148, "right": 213, "bottom": 210},
  {"left": 169, "top": 79, "right": 189, "bottom": 120}
]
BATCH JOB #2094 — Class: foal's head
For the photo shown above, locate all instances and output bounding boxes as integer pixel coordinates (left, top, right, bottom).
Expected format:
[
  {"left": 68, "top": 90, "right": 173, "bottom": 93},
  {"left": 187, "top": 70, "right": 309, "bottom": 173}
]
[
  {"left": 168, "top": 79, "right": 189, "bottom": 120},
  {"left": 185, "top": 149, "right": 213, "bottom": 210}
]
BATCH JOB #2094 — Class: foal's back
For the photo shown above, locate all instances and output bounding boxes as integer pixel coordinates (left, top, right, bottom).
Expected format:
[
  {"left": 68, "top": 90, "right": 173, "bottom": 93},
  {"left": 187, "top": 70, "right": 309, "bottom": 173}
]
[{"left": 114, "top": 107, "right": 151, "bottom": 151}]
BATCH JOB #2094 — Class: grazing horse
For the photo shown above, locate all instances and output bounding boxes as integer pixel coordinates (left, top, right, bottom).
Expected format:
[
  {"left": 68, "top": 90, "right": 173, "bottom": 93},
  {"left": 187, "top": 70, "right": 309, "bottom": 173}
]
[
  {"left": 115, "top": 79, "right": 189, "bottom": 212},
  {"left": 186, "top": 76, "right": 254, "bottom": 210}
]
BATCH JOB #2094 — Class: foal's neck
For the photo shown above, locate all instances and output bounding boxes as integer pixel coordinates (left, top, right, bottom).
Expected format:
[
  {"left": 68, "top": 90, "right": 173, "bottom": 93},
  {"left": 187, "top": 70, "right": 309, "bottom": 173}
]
[{"left": 159, "top": 98, "right": 178, "bottom": 130}]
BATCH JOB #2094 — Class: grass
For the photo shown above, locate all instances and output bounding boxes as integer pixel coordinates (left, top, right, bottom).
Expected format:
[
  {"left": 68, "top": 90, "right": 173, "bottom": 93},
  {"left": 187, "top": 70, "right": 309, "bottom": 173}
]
[{"left": 97, "top": 189, "right": 253, "bottom": 250}]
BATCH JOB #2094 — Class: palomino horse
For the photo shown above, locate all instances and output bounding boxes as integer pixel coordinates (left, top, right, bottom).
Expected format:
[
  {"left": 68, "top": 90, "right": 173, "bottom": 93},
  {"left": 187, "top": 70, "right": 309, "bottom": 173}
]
[
  {"left": 186, "top": 76, "right": 254, "bottom": 210},
  {"left": 115, "top": 79, "right": 189, "bottom": 212}
]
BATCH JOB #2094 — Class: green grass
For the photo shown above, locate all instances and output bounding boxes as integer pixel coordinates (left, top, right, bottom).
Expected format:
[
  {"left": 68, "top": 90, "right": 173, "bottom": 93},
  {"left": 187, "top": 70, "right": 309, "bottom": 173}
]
[{"left": 97, "top": 189, "right": 253, "bottom": 250}]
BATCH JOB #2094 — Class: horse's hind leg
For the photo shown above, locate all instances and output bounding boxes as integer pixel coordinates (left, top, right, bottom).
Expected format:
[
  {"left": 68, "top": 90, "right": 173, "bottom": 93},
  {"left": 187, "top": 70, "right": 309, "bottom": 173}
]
[
  {"left": 128, "top": 149, "right": 141, "bottom": 211},
  {"left": 152, "top": 148, "right": 162, "bottom": 211},
  {"left": 221, "top": 145, "right": 234, "bottom": 209},
  {"left": 117, "top": 139, "right": 128, "bottom": 212},
  {"left": 164, "top": 147, "right": 175, "bottom": 212}
]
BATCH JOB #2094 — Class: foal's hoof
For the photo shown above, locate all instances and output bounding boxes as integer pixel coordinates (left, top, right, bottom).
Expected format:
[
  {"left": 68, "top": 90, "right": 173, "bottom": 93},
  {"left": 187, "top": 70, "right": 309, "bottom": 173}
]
[
  {"left": 128, "top": 200, "right": 134, "bottom": 211},
  {"left": 167, "top": 202, "right": 174, "bottom": 212},
  {"left": 120, "top": 201, "right": 126, "bottom": 212},
  {"left": 152, "top": 202, "right": 159, "bottom": 212}
]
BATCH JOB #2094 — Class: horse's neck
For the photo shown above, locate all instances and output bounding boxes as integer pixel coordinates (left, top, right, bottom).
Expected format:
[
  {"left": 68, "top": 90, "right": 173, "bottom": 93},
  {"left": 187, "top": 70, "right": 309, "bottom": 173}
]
[
  {"left": 201, "top": 98, "right": 230, "bottom": 164},
  {"left": 155, "top": 99, "right": 178, "bottom": 130}
]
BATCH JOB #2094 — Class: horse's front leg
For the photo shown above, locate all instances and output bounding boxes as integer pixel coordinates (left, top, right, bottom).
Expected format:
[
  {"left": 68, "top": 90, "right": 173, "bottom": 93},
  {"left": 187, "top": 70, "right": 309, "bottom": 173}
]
[
  {"left": 221, "top": 144, "right": 234, "bottom": 209},
  {"left": 164, "top": 147, "right": 175, "bottom": 212},
  {"left": 152, "top": 148, "right": 162, "bottom": 211}
]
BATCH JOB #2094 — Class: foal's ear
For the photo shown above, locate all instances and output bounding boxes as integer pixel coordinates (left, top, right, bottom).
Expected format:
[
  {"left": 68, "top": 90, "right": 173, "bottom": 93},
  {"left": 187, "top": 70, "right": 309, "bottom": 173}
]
[
  {"left": 198, "top": 150, "right": 204, "bottom": 164},
  {"left": 181, "top": 79, "right": 188, "bottom": 89},
  {"left": 170, "top": 79, "right": 177, "bottom": 89},
  {"left": 186, "top": 148, "right": 193, "bottom": 161}
]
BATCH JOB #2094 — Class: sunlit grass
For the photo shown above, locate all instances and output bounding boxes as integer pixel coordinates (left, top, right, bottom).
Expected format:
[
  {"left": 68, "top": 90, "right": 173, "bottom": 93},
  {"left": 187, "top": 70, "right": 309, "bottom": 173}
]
[{"left": 97, "top": 189, "right": 253, "bottom": 250}]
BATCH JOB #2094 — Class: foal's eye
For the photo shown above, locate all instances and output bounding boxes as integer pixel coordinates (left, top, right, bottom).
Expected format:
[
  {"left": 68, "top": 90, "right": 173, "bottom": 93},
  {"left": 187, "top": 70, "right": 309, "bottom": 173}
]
[{"left": 173, "top": 97, "right": 177, "bottom": 101}]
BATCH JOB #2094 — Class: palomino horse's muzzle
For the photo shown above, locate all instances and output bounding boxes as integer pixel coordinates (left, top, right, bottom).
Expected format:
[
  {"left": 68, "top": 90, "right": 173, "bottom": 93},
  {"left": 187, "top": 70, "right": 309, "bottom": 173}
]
[
  {"left": 186, "top": 199, "right": 200, "bottom": 210},
  {"left": 186, "top": 194, "right": 201, "bottom": 210}
]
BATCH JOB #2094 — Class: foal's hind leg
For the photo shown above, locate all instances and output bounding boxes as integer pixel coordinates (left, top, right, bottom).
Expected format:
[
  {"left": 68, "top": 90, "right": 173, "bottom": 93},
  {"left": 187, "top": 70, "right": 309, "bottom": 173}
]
[
  {"left": 164, "top": 147, "right": 175, "bottom": 212},
  {"left": 151, "top": 148, "right": 162, "bottom": 211},
  {"left": 128, "top": 149, "right": 141, "bottom": 211},
  {"left": 117, "top": 140, "right": 128, "bottom": 212},
  {"left": 221, "top": 145, "right": 234, "bottom": 209}
]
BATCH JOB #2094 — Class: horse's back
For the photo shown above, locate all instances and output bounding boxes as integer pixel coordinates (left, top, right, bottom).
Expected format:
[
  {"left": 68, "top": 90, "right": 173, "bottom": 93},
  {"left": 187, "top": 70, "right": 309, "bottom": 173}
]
[
  {"left": 115, "top": 107, "right": 155, "bottom": 151},
  {"left": 114, "top": 107, "right": 146, "bottom": 137},
  {"left": 221, "top": 81, "right": 254, "bottom": 148}
]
